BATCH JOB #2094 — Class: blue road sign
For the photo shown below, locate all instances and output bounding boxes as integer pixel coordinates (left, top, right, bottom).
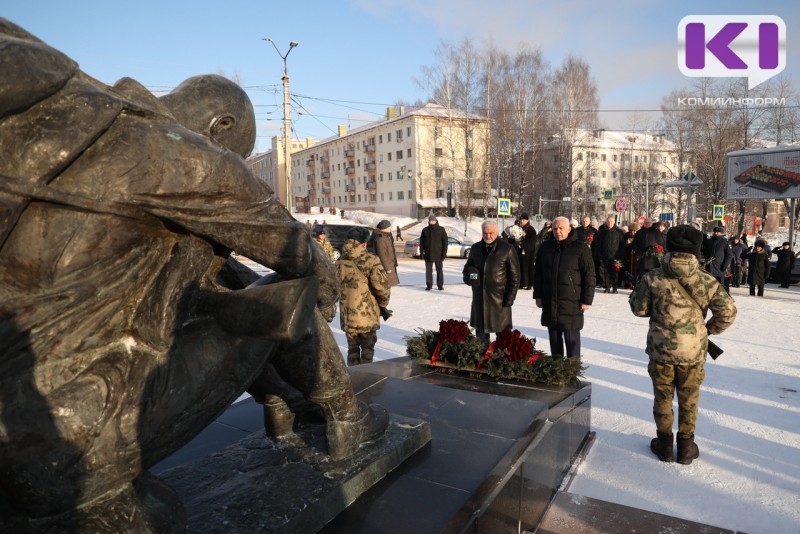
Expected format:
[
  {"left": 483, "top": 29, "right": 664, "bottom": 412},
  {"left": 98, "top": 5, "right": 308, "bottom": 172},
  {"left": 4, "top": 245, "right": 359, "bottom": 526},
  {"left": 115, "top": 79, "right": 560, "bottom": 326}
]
[{"left": 498, "top": 198, "right": 511, "bottom": 216}]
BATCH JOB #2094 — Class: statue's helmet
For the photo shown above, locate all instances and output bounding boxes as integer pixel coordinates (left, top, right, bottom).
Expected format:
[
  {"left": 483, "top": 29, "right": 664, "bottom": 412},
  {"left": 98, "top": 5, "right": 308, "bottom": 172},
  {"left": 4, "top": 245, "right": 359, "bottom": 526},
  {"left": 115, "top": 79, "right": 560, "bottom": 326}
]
[{"left": 160, "top": 74, "right": 256, "bottom": 157}]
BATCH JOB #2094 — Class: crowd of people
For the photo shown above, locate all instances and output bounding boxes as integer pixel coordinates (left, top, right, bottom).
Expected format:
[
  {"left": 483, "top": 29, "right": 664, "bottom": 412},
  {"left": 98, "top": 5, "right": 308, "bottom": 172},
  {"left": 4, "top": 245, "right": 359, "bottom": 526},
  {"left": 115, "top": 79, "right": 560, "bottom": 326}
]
[{"left": 308, "top": 212, "right": 800, "bottom": 466}]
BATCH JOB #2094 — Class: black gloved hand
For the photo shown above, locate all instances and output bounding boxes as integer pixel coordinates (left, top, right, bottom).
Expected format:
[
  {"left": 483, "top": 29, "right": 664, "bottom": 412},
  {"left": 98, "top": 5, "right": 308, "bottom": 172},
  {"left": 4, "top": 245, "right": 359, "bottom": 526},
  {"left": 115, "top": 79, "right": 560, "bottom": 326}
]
[{"left": 379, "top": 307, "right": 393, "bottom": 321}]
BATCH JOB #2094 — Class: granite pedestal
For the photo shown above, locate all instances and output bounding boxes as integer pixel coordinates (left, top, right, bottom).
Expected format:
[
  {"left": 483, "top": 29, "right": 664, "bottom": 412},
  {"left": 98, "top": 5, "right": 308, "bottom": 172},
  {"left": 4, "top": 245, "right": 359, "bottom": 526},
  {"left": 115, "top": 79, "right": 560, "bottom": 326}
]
[{"left": 152, "top": 357, "right": 591, "bottom": 533}]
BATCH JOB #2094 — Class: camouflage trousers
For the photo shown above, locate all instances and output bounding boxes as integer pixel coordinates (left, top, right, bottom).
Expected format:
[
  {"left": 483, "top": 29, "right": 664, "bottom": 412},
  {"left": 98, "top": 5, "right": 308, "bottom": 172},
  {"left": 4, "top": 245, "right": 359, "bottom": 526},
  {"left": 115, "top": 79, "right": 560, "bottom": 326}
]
[
  {"left": 346, "top": 330, "right": 378, "bottom": 365},
  {"left": 647, "top": 360, "right": 705, "bottom": 439}
]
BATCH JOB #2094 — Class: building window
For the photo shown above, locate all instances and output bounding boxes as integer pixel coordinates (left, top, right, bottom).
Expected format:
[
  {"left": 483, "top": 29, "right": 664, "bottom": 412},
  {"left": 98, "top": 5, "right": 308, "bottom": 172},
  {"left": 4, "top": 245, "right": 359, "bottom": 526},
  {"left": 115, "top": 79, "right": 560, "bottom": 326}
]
[
  {"left": 387, "top": 133, "right": 392, "bottom": 142},
  {"left": 601, "top": 154, "right": 607, "bottom": 161},
  {"left": 602, "top": 171, "right": 607, "bottom": 178},
  {"left": 358, "top": 194, "right": 361, "bottom": 202},
  {"left": 407, "top": 127, "right": 411, "bottom": 137},
  {"left": 398, "top": 191, "right": 404, "bottom": 200},
  {"left": 577, "top": 152, "right": 583, "bottom": 161},
  {"left": 379, "top": 135, "right": 383, "bottom": 144},
  {"left": 435, "top": 168, "right": 443, "bottom": 178},
  {"left": 612, "top": 154, "right": 617, "bottom": 162},
  {"left": 590, "top": 169, "right": 597, "bottom": 177},
  {"left": 435, "top": 148, "right": 443, "bottom": 157},
  {"left": 578, "top": 171, "right": 584, "bottom": 178},
  {"left": 380, "top": 173, "right": 384, "bottom": 181},
  {"left": 396, "top": 150, "right": 403, "bottom": 159},
  {"left": 465, "top": 149, "right": 472, "bottom": 160},
  {"left": 408, "top": 190, "right": 412, "bottom": 199},
  {"left": 388, "top": 152, "right": 392, "bottom": 161},
  {"left": 397, "top": 171, "right": 403, "bottom": 180},
  {"left": 396, "top": 129, "right": 403, "bottom": 141},
  {"left": 389, "top": 192, "right": 393, "bottom": 200},
  {"left": 381, "top": 193, "right": 384, "bottom": 201},
  {"left": 436, "top": 189, "right": 443, "bottom": 198},
  {"left": 407, "top": 148, "right": 412, "bottom": 157}
]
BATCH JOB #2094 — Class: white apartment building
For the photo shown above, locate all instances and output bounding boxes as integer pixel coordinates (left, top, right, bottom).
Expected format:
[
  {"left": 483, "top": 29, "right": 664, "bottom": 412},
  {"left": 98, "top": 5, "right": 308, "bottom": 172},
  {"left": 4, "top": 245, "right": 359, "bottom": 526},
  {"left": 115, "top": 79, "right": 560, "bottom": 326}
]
[
  {"left": 247, "top": 136, "right": 317, "bottom": 204},
  {"left": 535, "top": 129, "right": 683, "bottom": 223},
  {"left": 290, "top": 104, "right": 489, "bottom": 218}
]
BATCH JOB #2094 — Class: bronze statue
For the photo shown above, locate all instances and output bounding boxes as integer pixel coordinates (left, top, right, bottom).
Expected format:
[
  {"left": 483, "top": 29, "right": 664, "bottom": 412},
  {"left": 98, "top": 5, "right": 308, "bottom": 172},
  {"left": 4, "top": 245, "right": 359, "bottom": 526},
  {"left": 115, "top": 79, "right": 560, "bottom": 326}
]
[{"left": 0, "top": 18, "right": 386, "bottom": 532}]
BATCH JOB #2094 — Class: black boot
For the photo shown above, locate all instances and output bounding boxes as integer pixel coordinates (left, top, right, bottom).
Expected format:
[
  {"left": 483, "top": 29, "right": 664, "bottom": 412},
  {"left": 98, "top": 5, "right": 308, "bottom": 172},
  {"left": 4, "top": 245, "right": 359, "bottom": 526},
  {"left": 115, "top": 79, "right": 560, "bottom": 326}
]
[
  {"left": 677, "top": 434, "right": 700, "bottom": 465},
  {"left": 650, "top": 431, "right": 674, "bottom": 463}
]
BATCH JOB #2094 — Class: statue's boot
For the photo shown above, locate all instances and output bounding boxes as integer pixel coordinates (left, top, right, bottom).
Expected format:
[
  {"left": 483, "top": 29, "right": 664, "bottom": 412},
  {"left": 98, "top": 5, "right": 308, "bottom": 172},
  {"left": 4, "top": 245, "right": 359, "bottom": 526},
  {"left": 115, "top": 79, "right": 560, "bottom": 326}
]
[{"left": 315, "top": 394, "right": 389, "bottom": 460}]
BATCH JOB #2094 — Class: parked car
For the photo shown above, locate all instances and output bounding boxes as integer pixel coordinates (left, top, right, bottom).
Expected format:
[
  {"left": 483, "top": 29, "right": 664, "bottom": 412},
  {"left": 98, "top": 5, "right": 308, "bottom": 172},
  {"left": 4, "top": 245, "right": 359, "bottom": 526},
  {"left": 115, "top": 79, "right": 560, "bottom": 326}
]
[
  {"left": 311, "top": 223, "right": 373, "bottom": 262},
  {"left": 768, "top": 252, "right": 800, "bottom": 284},
  {"left": 403, "top": 236, "right": 473, "bottom": 259}
]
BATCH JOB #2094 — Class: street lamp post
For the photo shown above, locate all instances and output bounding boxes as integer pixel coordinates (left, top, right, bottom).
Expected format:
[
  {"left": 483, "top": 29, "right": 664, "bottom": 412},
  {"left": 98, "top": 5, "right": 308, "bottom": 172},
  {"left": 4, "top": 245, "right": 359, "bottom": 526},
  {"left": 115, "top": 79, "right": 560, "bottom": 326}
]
[{"left": 264, "top": 38, "right": 298, "bottom": 212}]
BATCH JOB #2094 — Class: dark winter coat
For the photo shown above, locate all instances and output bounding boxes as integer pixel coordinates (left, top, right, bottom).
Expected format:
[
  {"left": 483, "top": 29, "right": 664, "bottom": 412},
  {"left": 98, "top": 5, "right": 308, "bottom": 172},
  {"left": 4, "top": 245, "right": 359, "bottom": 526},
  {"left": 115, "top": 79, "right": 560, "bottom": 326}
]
[
  {"left": 731, "top": 241, "right": 746, "bottom": 266},
  {"left": 533, "top": 232, "right": 595, "bottom": 331},
  {"left": 633, "top": 226, "right": 666, "bottom": 272},
  {"left": 746, "top": 250, "right": 771, "bottom": 285},
  {"left": 517, "top": 222, "right": 538, "bottom": 288},
  {"left": 596, "top": 225, "right": 625, "bottom": 261},
  {"left": 775, "top": 247, "right": 797, "bottom": 274},
  {"left": 420, "top": 223, "right": 448, "bottom": 262},
  {"left": 704, "top": 235, "right": 732, "bottom": 277},
  {"left": 574, "top": 225, "right": 597, "bottom": 248},
  {"left": 371, "top": 230, "right": 399, "bottom": 286},
  {"left": 464, "top": 238, "right": 520, "bottom": 334}
]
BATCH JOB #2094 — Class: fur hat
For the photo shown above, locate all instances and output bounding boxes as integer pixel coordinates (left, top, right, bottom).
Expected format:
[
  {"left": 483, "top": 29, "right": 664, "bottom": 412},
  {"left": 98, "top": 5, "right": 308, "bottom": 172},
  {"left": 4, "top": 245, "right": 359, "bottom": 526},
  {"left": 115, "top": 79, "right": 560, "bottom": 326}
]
[
  {"left": 783, "top": 241, "right": 791, "bottom": 247},
  {"left": 713, "top": 226, "right": 724, "bottom": 233},
  {"left": 519, "top": 212, "right": 530, "bottom": 220},
  {"left": 666, "top": 224, "right": 703, "bottom": 256},
  {"left": 428, "top": 214, "right": 438, "bottom": 222},
  {"left": 755, "top": 240, "right": 766, "bottom": 248},
  {"left": 377, "top": 219, "right": 391, "bottom": 230}
]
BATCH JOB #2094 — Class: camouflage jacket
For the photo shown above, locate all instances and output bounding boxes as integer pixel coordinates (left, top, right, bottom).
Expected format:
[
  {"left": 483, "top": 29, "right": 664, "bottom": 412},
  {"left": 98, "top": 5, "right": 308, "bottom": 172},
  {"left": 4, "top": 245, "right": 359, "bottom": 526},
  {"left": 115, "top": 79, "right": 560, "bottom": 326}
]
[
  {"left": 629, "top": 252, "right": 737, "bottom": 364},
  {"left": 337, "top": 239, "right": 390, "bottom": 334},
  {"left": 316, "top": 237, "right": 336, "bottom": 262}
]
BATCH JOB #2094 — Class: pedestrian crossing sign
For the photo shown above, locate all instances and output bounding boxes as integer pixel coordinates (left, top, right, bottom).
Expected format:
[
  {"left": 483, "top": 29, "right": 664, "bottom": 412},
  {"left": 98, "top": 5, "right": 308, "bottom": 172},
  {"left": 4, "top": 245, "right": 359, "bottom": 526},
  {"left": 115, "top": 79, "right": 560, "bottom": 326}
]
[
  {"left": 712, "top": 204, "right": 724, "bottom": 221},
  {"left": 498, "top": 198, "right": 511, "bottom": 216}
]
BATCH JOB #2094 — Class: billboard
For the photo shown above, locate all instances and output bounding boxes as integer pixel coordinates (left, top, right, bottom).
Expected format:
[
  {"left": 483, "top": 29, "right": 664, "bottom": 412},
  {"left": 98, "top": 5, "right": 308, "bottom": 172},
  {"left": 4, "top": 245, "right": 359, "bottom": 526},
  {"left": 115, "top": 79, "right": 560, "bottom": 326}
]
[{"left": 726, "top": 146, "right": 800, "bottom": 200}]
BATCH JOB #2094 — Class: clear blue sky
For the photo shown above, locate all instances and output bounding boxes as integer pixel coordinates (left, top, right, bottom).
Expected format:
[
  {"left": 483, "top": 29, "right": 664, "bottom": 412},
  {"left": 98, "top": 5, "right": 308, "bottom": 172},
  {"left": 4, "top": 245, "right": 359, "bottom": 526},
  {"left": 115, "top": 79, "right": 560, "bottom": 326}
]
[{"left": 5, "top": 1, "right": 799, "bottom": 153}]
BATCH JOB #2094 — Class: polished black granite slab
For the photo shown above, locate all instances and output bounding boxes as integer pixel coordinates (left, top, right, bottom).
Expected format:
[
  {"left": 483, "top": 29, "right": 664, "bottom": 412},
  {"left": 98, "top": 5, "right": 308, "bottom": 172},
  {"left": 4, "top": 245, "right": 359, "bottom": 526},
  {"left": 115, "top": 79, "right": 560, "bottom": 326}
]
[
  {"left": 152, "top": 357, "right": 591, "bottom": 533},
  {"left": 322, "top": 358, "right": 591, "bottom": 533}
]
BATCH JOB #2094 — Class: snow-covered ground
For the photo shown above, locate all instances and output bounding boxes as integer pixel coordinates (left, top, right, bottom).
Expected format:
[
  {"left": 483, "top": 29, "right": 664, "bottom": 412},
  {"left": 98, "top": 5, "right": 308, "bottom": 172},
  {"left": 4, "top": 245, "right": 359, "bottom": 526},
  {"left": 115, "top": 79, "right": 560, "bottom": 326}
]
[{"left": 268, "top": 211, "right": 800, "bottom": 533}]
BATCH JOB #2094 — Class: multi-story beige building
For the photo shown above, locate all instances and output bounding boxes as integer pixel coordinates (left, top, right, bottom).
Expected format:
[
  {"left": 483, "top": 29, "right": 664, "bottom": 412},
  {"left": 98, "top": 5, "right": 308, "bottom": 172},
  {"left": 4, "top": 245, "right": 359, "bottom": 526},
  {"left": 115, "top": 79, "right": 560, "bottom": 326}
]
[
  {"left": 289, "top": 104, "right": 489, "bottom": 218},
  {"left": 247, "top": 136, "right": 316, "bottom": 204},
  {"left": 535, "top": 129, "right": 683, "bottom": 223}
]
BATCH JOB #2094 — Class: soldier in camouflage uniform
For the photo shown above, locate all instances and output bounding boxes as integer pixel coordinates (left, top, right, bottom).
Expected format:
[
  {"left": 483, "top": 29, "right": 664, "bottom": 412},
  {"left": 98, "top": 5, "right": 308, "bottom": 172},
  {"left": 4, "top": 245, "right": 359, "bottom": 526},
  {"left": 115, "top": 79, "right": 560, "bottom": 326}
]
[
  {"left": 337, "top": 238, "right": 391, "bottom": 365},
  {"left": 629, "top": 225, "right": 736, "bottom": 465},
  {"left": 315, "top": 229, "right": 336, "bottom": 262}
]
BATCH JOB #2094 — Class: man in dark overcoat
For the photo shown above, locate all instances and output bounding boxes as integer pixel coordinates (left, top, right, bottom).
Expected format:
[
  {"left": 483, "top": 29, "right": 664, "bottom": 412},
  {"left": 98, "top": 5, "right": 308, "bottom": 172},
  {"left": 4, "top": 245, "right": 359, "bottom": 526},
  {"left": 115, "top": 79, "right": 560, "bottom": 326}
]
[
  {"left": 419, "top": 214, "right": 448, "bottom": 290},
  {"left": 516, "top": 213, "right": 538, "bottom": 289},
  {"left": 774, "top": 242, "right": 797, "bottom": 288},
  {"left": 534, "top": 216, "right": 595, "bottom": 357},
  {"left": 463, "top": 220, "right": 520, "bottom": 340},
  {"left": 704, "top": 226, "right": 732, "bottom": 289},
  {"left": 596, "top": 216, "right": 625, "bottom": 293}
]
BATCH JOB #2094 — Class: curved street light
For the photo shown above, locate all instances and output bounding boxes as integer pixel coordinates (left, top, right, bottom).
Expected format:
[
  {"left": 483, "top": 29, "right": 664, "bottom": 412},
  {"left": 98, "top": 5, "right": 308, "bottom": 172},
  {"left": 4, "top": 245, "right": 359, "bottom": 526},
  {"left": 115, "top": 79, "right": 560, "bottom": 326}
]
[{"left": 263, "top": 38, "right": 299, "bottom": 212}]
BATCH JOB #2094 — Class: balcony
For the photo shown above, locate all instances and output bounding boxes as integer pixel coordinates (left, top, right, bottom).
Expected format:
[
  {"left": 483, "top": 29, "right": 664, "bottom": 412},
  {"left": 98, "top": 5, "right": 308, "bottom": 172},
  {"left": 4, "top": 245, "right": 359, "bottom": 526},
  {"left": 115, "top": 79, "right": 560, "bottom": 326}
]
[
  {"left": 307, "top": 188, "right": 315, "bottom": 195},
  {"left": 306, "top": 173, "right": 315, "bottom": 181},
  {"left": 366, "top": 143, "right": 376, "bottom": 153},
  {"left": 345, "top": 167, "right": 355, "bottom": 175},
  {"left": 320, "top": 155, "right": 329, "bottom": 163},
  {"left": 306, "top": 158, "right": 315, "bottom": 167},
  {"left": 321, "top": 185, "right": 331, "bottom": 194},
  {"left": 344, "top": 149, "right": 355, "bottom": 158},
  {"left": 367, "top": 181, "right": 376, "bottom": 190},
  {"left": 365, "top": 161, "right": 376, "bottom": 171},
  {"left": 345, "top": 184, "right": 354, "bottom": 192},
  {"left": 321, "top": 170, "right": 331, "bottom": 179}
]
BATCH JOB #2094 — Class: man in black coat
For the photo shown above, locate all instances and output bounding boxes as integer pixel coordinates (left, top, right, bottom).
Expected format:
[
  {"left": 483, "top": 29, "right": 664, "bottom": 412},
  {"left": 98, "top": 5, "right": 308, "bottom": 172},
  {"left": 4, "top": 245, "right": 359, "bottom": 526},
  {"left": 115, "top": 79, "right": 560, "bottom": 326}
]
[
  {"left": 419, "top": 214, "right": 448, "bottom": 290},
  {"left": 463, "top": 221, "right": 521, "bottom": 340},
  {"left": 774, "top": 242, "right": 797, "bottom": 288},
  {"left": 704, "top": 226, "right": 732, "bottom": 289},
  {"left": 533, "top": 216, "right": 595, "bottom": 358},
  {"left": 596, "top": 216, "right": 625, "bottom": 293},
  {"left": 632, "top": 217, "right": 666, "bottom": 279},
  {"left": 517, "top": 213, "right": 538, "bottom": 289}
]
